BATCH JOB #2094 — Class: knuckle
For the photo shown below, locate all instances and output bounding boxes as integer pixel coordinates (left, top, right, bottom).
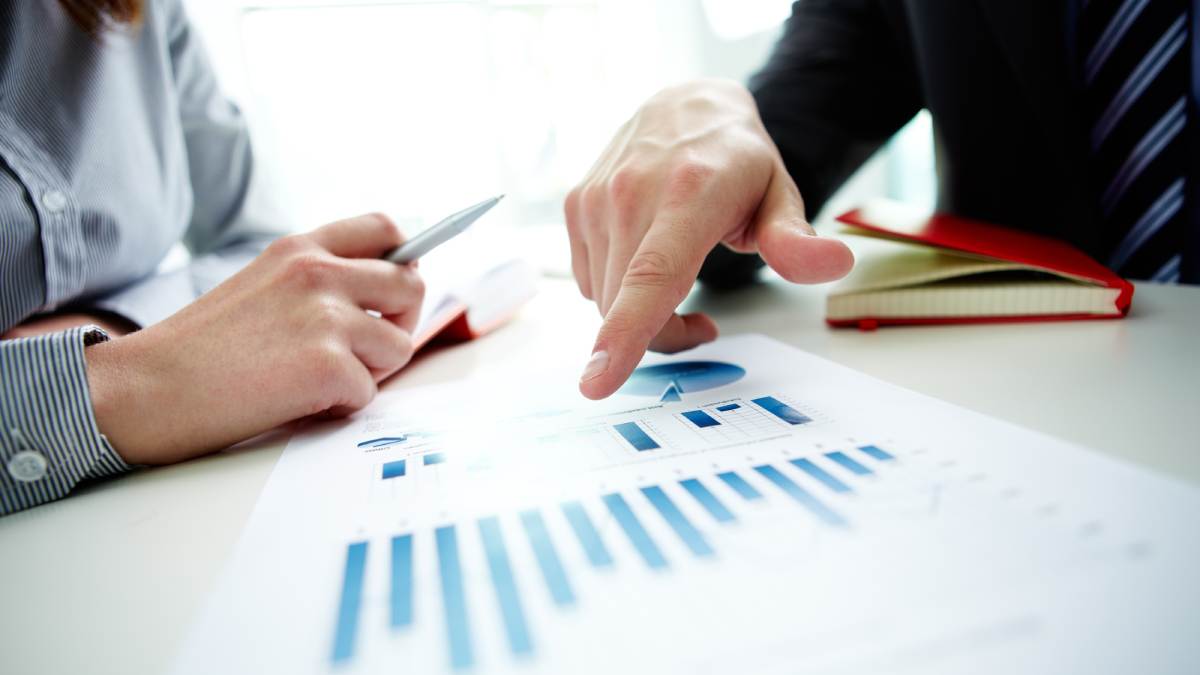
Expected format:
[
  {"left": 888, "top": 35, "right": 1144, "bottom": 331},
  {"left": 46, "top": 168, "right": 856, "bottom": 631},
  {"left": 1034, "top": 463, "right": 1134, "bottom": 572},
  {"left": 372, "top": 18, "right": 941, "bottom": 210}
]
[
  {"left": 405, "top": 271, "right": 426, "bottom": 301},
  {"left": 372, "top": 212, "right": 401, "bottom": 238},
  {"left": 310, "top": 296, "right": 346, "bottom": 332},
  {"left": 283, "top": 253, "right": 340, "bottom": 289},
  {"left": 359, "top": 212, "right": 402, "bottom": 246},
  {"left": 368, "top": 211, "right": 395, "bottom": 227},
  {"left": 665, "top": 159, "right": 716, "bottom": 201},
  {"left": 580, "top": 184, "right": 607, "bottom": 219},
  {"left": 607, "top": 169, "right": 646, "bottom": 231},
  {"left": 607, "top": 166, "right": 645, "bottom": 208},
  {"left": 306, "top": 340, "right": 350, "bottom": 385},
  {"left": 624, "top": 249, "right": 684, "bottom": 292},
  {"left": 564, "top": 188, "right": 582, "bottom": 225},
  {"left": 344, "top": 372, "right": 377, "bottom": 410},
  {"left": 353, "top": 385, "right": 377, "bottom": 410},
  {"left": 301, "top": 342, "right": 364, "bottom": 416},
  {"left": 266, "top": 234, "right": 307, "bottom": 258},
  {"left": 392, "top": 329, "right": 415, "bottom": 364}
]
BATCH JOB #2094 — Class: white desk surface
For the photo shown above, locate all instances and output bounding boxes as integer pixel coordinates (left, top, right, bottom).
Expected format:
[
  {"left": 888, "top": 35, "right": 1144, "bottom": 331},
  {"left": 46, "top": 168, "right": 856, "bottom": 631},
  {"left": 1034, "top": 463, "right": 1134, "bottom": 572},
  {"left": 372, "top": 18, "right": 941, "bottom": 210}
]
[{"left": 3, "top": 277, "right": 1197, "bottom": 675}]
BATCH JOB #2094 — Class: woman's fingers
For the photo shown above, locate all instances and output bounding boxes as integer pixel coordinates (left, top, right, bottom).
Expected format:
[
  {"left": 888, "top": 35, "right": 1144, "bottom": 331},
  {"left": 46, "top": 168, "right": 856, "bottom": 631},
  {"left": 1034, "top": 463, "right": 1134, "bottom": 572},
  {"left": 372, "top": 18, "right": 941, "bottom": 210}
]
[
  {"left": 309, "top": 212, "right": 405, "bottom": 259},
  {"left": 324, "top": 353, "right": 380, "bottom": 417},
  {"left": 346, "top": 310, "right": 416, "bottom": 381},
  {"left": 303, "top": 214, "right": 426, "bottom": 326},
  {"left": 338, "top": 258, "right": 426, "bottom": 317}
]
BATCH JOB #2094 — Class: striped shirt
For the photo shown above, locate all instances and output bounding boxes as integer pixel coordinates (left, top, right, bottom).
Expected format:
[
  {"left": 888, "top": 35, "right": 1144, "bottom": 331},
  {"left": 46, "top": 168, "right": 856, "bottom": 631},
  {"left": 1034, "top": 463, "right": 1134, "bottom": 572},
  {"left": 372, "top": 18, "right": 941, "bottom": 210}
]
[{"left": 0, "top": 0, "right": 286, "bottom": 514}]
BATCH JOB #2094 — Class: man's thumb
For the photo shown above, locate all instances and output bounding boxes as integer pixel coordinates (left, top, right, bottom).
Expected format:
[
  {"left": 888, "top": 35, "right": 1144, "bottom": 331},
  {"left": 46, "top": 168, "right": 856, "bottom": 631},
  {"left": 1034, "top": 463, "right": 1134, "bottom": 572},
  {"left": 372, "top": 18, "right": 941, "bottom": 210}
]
[{"left": 752, "top": 171, "right": 854, "bottom": 283}]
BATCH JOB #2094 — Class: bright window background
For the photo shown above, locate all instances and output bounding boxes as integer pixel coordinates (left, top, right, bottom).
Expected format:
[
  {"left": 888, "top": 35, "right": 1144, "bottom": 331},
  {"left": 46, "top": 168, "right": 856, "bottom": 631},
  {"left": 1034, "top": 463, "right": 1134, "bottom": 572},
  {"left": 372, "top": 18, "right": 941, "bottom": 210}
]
[{"left": 184, "top": 0, "right": 935, "bottom": 247}]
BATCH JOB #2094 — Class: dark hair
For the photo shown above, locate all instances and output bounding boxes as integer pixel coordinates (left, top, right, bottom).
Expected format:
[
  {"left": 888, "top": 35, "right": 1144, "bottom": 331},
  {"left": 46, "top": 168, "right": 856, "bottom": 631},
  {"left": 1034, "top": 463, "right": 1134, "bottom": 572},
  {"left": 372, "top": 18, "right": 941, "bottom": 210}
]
[{"left": 58, "top": 0, "right": 143, "bottom": 36}]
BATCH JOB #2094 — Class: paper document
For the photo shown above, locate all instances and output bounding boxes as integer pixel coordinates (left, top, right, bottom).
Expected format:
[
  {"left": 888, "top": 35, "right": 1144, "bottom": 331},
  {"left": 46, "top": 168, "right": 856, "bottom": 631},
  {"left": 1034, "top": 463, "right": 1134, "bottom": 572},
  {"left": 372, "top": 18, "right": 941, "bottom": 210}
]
[{"left": 173, "top": 335, "right": 1200, "bottom": 674}]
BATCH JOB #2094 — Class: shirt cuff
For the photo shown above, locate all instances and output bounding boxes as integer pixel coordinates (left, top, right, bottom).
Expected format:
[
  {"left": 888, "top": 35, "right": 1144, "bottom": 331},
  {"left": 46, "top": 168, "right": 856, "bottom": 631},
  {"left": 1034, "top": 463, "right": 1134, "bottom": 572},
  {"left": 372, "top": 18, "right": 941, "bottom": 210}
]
[{"left": 0, "top": 326, "right": 133, "bottom": 515}]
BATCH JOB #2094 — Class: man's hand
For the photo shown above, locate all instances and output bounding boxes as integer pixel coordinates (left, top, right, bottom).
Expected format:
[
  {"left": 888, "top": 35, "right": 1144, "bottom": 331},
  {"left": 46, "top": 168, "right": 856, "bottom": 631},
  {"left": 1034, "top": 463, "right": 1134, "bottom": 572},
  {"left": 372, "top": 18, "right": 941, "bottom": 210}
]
[
  {"left": 566, "top": 79, "right": 854, "bottom": 399},
  {"left": 85, "top": 213, "right": 425, "bottom": 465}
]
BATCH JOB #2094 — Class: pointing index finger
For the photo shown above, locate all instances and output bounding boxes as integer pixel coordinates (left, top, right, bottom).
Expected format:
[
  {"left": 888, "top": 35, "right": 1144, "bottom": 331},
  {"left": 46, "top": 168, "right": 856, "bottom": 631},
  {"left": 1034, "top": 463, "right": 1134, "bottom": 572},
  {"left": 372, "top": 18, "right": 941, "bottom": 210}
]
[{"left": 578, "top": 216, "right": 718, "bottom": 400}]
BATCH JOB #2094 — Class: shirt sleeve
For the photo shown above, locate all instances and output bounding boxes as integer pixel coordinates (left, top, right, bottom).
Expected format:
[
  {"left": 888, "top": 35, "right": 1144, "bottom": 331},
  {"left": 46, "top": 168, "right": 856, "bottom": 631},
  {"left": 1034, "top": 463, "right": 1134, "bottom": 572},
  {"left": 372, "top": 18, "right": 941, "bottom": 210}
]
[
  {"left": 93, "top": 0, "right": 289, "bottom": 327},
  {"left": 0, "top": 326, "right": 132, "bottom": 515}
]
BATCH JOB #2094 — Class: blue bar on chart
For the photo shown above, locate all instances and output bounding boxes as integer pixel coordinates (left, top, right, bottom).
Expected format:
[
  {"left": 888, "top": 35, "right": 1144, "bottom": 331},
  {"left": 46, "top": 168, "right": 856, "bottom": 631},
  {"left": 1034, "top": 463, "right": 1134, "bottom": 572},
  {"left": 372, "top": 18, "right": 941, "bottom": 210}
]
[
  {"left": 435, "top": 526, "right": 474, "bottom": 669},
  {"left": 754, "top": 465, "right": 848, "bottom": 527},
  {"left": 826, "top": 451, "right": 873, "bottom": 476},
  {"left": 859, "top": 444, "right": 896, "bottom": 462},
  {"left": 519, "top": 510, "right": 576, "bottom": 607},
  {"left": 602, "top": 493, "right": 668, "bottom": 569},
  {"left": 614, "top": 421, "right": 660, "bottom": 451},
  {"left": 561, "top": 501, "right": 614, "bottom": 568},
  {"left": 716, "top": 403, "right": 741, "bottom": 412},
  {"left": 381, "top": 459, "right": 406, "bottom": 480},
  {"left": 681, "top": 410, "right": 721, "bottom": 428},
  {"left": 331, "top": 541, "right": 368, "bottom": 664},
  {"left": 641, "top": 486, "right": 715, "bottom": 557},
  {"left": 423, "top": 452, "right": 447, "bottom": 466},
  {"left": 679, "top": 478, "right": 736, "bottom": 523},
  {"left": 717, "top": 470, "right": 764, "bottom": 501},
  {"left": 790, "top": 458, "right": 851, "bottom": 494},
  {"left": 390, "top": 535, "right": 414, "bottom": 628},
  {"left": 478, "top": 517, "right": 534, "bottom": 657},
  {"left": 751, "top": 396, "right": 811, "bottom": 425}
]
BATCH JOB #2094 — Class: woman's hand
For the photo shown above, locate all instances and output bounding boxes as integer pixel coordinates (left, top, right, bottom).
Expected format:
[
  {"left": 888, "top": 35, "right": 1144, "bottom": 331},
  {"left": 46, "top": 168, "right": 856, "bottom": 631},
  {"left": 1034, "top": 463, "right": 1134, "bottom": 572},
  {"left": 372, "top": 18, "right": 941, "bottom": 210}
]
[
  {"left": 565, "top": 79, "right": 854, "bottom": 399},
  {"left": 85, "top": 213, "right": 425, "bottom": 465}
]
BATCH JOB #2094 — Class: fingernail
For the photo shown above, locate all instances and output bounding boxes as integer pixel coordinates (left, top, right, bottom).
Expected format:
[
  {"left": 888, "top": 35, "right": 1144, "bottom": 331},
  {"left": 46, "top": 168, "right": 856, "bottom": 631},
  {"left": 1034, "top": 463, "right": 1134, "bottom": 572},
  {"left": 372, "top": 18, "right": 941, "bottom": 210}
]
[{"left": 580, "top": 350, "right": 609, "bottom": 382}]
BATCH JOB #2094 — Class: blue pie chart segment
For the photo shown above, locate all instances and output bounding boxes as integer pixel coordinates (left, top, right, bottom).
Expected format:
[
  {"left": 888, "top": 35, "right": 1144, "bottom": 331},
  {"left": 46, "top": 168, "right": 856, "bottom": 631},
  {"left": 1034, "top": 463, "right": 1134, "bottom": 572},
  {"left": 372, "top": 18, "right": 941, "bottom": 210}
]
[{"left": 620, "top": 361, "right": 746, "bottom": 399}]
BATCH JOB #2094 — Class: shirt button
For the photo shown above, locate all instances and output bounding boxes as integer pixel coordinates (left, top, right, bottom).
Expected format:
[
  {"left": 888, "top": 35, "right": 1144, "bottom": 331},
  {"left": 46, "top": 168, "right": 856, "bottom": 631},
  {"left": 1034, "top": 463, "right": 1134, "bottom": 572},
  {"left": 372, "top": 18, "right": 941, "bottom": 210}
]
[
  {"left": 41, "top": 189, "right": 68, "bottom": 214},
  {"left": 7, "top": 450, "right": 48, "bottom": 483}
]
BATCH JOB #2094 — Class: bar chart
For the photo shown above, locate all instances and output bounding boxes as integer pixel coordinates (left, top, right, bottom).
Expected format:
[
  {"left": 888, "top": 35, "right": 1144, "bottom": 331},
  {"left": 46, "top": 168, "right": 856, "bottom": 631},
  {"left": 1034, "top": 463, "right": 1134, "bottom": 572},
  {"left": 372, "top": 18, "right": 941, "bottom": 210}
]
[
  {"left": 175, "top": 336, "right": 1200, "bottom": 675},
  {"left": 362, "top": 391, "right": 821, "bottom": 489},
  {"left": 331, "top": 445, "right": 894, "bottom": 669}
]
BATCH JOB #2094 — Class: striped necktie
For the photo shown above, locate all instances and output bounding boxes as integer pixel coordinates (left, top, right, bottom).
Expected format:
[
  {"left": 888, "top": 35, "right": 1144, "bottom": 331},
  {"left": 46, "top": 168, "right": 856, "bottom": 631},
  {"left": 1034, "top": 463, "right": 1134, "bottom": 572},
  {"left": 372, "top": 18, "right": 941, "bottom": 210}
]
[{"left": 1081, "top": 0, "right": 1190, "bottom": 283}]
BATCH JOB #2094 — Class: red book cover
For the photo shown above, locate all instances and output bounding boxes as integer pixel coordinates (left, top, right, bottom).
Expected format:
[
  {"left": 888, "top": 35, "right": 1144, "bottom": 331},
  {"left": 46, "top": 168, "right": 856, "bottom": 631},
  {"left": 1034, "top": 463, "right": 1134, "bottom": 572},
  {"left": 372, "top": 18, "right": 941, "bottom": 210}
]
[{"left": 830, "top": 201, "right": 1134, "bottom": 329}]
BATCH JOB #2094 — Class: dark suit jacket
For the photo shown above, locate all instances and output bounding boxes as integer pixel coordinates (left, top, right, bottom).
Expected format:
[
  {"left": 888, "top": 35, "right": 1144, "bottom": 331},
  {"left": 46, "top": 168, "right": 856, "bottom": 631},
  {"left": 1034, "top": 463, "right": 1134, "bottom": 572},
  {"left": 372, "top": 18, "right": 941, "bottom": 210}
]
[{"left": 701, "top": 0, "right": 1125, "bottom": 287}]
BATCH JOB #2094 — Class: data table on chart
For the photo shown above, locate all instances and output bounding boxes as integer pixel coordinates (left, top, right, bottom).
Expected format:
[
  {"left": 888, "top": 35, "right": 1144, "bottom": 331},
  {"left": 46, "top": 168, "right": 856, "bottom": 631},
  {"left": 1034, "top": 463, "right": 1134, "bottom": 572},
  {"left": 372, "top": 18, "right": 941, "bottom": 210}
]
[{"left": 173, "top": 336, "right": 1200, "bottom": 675}]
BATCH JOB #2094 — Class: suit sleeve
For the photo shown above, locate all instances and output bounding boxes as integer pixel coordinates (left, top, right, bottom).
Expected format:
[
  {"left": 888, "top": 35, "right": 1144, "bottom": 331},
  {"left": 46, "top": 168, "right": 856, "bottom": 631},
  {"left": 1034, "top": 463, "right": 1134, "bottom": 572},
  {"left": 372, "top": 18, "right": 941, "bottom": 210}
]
[{"left": 700, "top": 0, "right": 923, "bottom": 287}]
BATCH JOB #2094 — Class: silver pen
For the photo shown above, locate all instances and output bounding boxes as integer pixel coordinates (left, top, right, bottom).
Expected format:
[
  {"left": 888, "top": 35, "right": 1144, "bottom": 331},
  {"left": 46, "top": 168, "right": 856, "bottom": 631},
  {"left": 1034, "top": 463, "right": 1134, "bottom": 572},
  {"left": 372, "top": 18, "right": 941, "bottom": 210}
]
[{"left": 384, "top": 195, "right": 504, "bottom": 264}]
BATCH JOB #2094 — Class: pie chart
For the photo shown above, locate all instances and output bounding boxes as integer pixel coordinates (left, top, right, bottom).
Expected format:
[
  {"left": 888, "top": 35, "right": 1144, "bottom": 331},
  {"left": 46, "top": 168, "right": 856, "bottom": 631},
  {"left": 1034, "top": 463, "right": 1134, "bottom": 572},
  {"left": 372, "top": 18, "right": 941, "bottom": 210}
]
[{"left": 619, "top": 361, "right": 746, "bottom": 401}]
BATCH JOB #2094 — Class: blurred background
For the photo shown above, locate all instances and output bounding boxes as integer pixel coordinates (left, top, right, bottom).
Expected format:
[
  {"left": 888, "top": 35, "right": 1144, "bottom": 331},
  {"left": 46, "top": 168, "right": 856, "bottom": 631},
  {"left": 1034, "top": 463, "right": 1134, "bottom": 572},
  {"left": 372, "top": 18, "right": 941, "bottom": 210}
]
[{"left": 183, "top": 0, "right": 936, "bottom": 265}]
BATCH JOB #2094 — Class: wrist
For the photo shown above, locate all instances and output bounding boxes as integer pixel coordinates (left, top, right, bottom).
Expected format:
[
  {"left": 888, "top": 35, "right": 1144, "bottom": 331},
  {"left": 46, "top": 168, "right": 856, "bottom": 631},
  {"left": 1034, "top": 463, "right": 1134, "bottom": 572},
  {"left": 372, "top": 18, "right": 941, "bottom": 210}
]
[{"left": 85, "top": 330, "right": 173, "bottom": 464}]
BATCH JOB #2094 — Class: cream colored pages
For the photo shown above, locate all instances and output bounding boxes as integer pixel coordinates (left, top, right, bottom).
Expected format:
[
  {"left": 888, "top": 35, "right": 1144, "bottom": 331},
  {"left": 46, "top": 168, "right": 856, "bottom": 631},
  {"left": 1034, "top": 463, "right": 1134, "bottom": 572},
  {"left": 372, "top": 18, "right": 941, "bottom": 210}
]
[{"left": 827, "top": 231, "right": 1120, "bottom": 320}]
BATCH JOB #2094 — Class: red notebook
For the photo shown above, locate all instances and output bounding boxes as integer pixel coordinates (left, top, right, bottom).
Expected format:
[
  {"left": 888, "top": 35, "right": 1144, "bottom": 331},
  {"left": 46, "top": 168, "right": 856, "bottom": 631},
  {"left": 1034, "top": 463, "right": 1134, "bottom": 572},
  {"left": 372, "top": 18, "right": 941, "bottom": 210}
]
[
  {"left": 412, "top": 259, "right": 538, "bottom": 349},
  {"left": 827, "top": 200, "right": 1134, "bottom": 330}
]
